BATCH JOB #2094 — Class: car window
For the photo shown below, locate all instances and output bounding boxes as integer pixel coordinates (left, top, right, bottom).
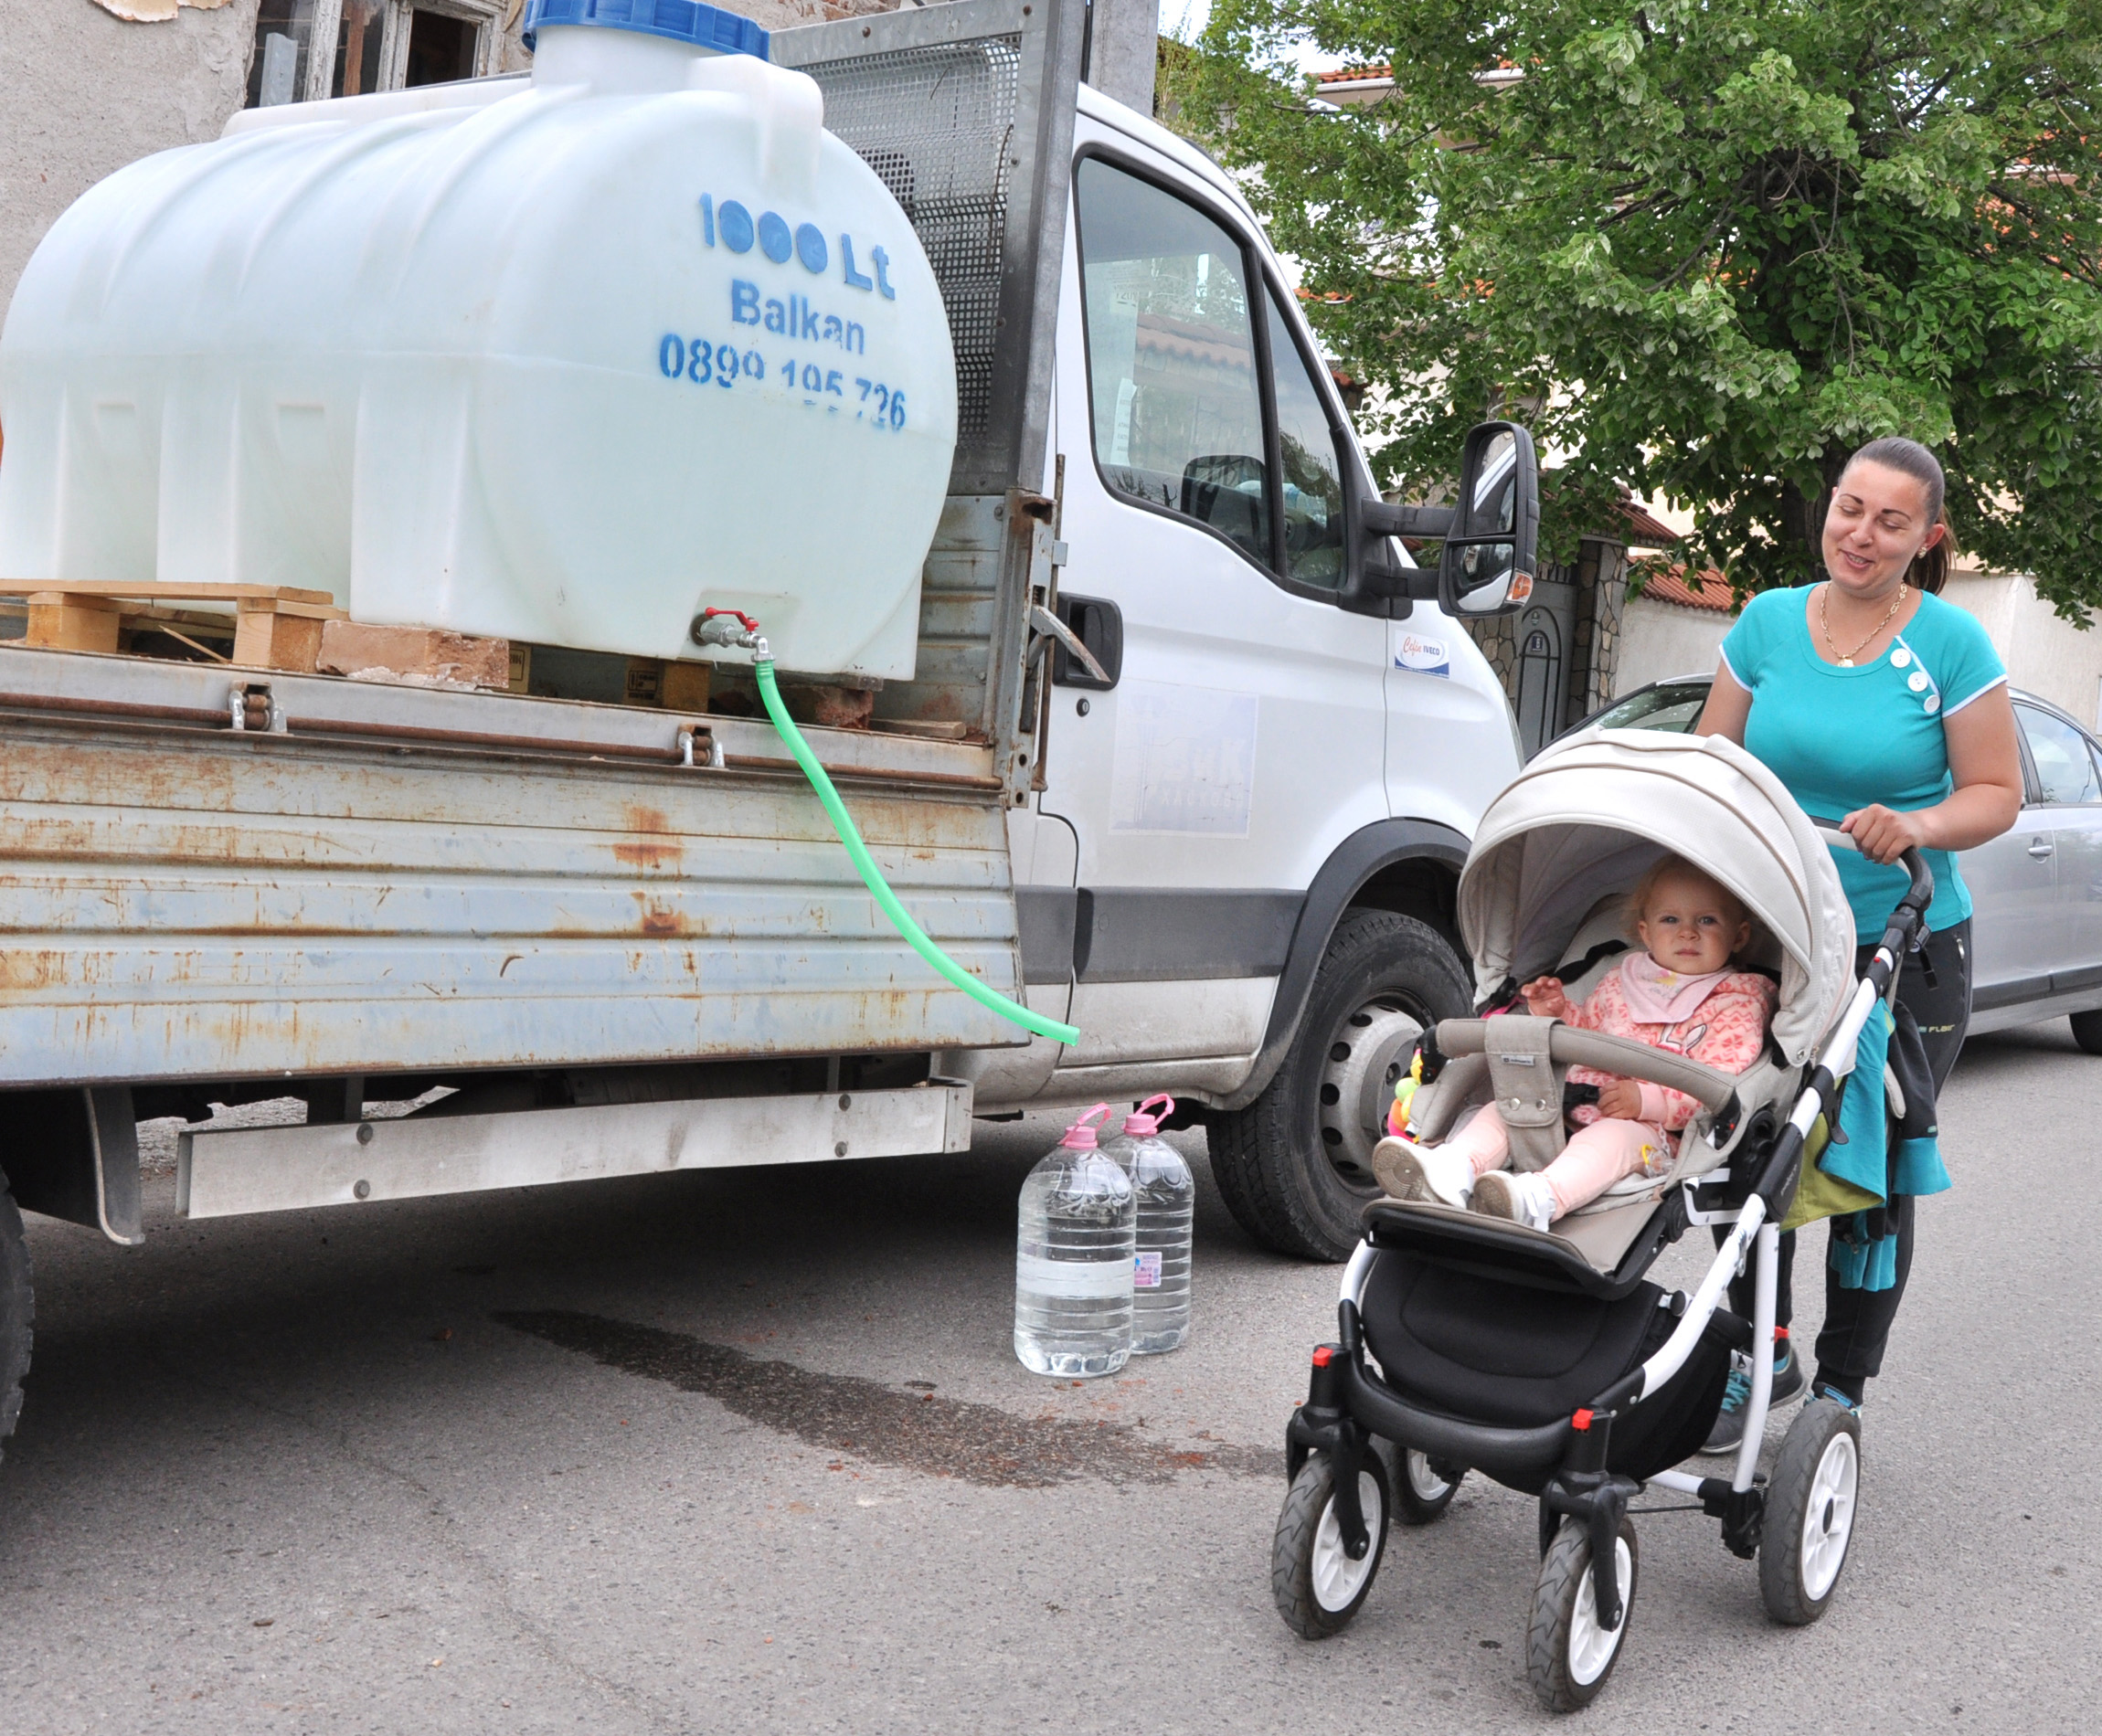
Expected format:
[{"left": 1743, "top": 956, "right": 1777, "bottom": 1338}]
[
  {"left": 1075, "top": 157, "right": 1269, "bottom": 567},
  {"left": 1265, "top": 291, "right": 1347, "bottom": 588},
  {"left": 1590, "top": 682, "right": 1711, "bottom": 735},
  {"left": 2018, "top": 705, "right": 2102, "bottom": 804}
]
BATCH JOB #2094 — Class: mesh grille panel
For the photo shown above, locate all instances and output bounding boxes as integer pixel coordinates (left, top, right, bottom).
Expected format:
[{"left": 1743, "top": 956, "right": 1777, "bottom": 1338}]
[{"left": 801, "top": 38, "right": 1022, "bottom": 442}]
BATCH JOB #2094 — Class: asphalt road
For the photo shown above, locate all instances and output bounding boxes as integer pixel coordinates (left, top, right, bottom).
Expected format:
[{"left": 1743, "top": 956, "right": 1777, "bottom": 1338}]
[{"left": 1, "top": 1024, "right": 2095, "bottom": 1734}]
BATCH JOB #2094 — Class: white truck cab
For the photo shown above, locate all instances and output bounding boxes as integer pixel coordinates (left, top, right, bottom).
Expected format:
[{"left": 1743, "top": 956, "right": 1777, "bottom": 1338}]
[{"left": 956, "top": 84, "right": 1523, "bottom": 1253}]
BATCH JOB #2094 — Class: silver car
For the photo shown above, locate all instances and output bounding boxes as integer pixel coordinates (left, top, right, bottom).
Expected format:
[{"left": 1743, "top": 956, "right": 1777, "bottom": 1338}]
[{"left": 1565, "top": 677, "right": 2102, "bottom": 1054}]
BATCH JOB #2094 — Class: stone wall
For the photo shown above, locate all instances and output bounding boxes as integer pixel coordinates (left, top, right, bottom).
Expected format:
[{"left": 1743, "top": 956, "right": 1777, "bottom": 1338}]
[
  {"left": 1460, "top": 609, "right": 1519, "bottom": 693},
  {"left": 1460, "top": 535, "right": 1627, "bottom": 729},
  {"left": 1566, "top": 538, "right": 1626, "bottom": 726}
]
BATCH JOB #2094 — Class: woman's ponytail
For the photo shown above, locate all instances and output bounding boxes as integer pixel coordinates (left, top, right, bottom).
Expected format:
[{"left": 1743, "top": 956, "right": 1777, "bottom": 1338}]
[
  {"left": 1844, "top": 436, "right": 1951, "bottom": 593},
  {"left": 1909, "top": 510, "right": 1951, "bottom": 594}
]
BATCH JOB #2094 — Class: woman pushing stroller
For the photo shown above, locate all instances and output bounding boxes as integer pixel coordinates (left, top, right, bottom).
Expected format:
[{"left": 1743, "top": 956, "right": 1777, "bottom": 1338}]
[{"left": 1374, "top": 854, "right": 1776, "bottom": 1232}]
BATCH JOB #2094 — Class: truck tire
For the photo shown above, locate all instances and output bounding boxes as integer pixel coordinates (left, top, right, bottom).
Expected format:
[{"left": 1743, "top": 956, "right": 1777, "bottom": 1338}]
[
  {"left": 0, "top": 1170, "right": 31, "bottom": 1469},
  {"left": 1211, "top": 909, "right": 1472, "bottom": 1260}
]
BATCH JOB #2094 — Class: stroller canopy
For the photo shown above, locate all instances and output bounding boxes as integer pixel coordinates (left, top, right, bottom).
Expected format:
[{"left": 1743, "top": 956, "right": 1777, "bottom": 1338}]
[{"left": 1458, "top": 730, "right": 1854, "bottom": 1065}]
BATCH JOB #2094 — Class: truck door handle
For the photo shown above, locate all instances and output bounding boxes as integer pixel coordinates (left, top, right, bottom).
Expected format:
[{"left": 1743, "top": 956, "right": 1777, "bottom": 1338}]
[
  {"left": 1029, "top": 604, "right": 1109, "bottom": 684},
  {"left": 2029, "top": 838, "right": 2054, "bottom": 859}
]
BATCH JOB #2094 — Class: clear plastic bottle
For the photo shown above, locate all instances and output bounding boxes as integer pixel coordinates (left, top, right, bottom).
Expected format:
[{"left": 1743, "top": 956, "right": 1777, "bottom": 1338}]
[
  {"left": 1100, "top": 1094, "right": 1194, "bottom": 1355},
  {"left": 1014, "top": 1104, "right": 1134, "bottom": 1377}
]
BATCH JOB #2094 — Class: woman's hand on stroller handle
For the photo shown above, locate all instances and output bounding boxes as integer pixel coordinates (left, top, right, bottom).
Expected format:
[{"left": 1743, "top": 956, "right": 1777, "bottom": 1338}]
[
  {"left": 1837, "top": 804, "right": 1929, "bottom": 865},
  {"left": 1810, "top": 817, "right": 1935, "bottom": 913}
]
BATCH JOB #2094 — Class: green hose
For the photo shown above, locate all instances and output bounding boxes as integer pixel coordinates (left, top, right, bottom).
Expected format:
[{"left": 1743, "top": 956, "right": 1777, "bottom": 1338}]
[{"left": 755, "top": 658, "right": 1079, "bottom": 1047}]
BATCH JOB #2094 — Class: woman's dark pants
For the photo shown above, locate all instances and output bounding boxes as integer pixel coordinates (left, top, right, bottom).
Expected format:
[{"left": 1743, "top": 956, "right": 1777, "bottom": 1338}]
[{"left": 1720, "top": 918, "right": 1971, "bottom": 1402}]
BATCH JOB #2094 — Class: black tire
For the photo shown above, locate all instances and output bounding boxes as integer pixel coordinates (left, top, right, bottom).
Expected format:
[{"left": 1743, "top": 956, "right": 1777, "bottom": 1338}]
[
  {"left": 1381, "top": 1440, "right": 1464, "bottom": 1525},
  {"left": 1759, "top": 1398, "right": 1862, "bottom": 1625},
  {"left": 1528, "top": 1516, "right": 1638, "bottom": 1713},
  {"left": 1212, "top": 910, "right": 1471, "bottom": 1260},
  {"left": 2070, "top": 1009, "right": 2102, "bottom": 1055},
  {"left": 1271, "top": 1449, "right": 1391, "bottom": 1639},
  {"left": 0, "top": 1170, "right": 33, "bottom": 1472}
]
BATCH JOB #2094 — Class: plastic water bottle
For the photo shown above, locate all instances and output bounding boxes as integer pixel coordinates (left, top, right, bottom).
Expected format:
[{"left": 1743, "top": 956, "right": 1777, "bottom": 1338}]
[
  {"left": 1014, "top": 1105, "right": 1134, "bottom": 1377},
  {"left": 1100, "top": 1094, "right": 1194, "bottom": 1355}
]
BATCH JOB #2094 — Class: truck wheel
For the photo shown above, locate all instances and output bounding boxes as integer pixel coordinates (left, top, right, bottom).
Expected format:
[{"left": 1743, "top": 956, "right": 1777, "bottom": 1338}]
[
  {"left": 1212, "top": 910, "right": 1471, "bottom": 1260},
  {"left": 0, "top": 1170, "right": 32, "bottom": 1470}
]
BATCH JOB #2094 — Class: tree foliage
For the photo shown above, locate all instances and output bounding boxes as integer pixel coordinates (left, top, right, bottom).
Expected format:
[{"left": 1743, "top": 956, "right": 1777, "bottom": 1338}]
[{"left": 1173, "top": 0, "right": 2102, "bottom": 612}]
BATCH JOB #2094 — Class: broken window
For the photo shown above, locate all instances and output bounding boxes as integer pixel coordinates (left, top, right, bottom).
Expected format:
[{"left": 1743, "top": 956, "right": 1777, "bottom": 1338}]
[
  {"left": 332, "top": 0, "right": 387, "bottom": 98},
  {"left": 244, "top": 0, "right": 502, "bottom": 108},
  {"left": 403, "top": 8, "right": 482, "bottom": 87},
  {"left": 245, "top": 0, "right": 318, "bottom": 108}
]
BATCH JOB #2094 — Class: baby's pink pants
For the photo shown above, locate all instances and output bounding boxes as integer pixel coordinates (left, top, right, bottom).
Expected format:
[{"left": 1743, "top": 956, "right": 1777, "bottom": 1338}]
[{"left": 1443, "top": 1106, "right": 1671, "bottom": 1217}]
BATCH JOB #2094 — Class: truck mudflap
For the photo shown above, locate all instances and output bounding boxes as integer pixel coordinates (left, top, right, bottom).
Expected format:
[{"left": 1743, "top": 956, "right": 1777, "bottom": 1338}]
[{"left": 0, "top": 647, "right": 1030, "bottom": 1087}]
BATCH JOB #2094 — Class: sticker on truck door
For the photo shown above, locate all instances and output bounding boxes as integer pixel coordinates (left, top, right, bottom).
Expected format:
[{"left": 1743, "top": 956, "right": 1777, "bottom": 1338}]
[
  {"left": 1393, "top": 632, "right": 1451, "bottom": 677},
  {"left": 1109, "top": 681, "right": 1258, "bottom": 837}
]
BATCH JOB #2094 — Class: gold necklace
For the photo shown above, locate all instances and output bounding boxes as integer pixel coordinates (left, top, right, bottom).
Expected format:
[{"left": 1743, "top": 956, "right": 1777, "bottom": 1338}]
[{"left": 1819, "top": 581, "right": 1907, "bottom": 667}]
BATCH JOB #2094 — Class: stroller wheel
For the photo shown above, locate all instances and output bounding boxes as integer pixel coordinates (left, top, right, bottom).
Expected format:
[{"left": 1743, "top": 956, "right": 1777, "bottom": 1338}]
[
  {"left": 1760, "top": 1398, "right": 1863, "bottom": 1625},
  {"left": 1528, "top": 1516, "right": 1638, "bottom": 1712},
  {"left": 1387, "top": 1444, "right": 1463, "bottom": 1525},
  {"left": 1271, "top": 1450, "right": 1390, "bottom": 1638}
]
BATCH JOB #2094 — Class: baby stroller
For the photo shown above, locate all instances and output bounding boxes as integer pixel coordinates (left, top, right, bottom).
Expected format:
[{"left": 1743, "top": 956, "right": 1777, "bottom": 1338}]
[{"left": 1270, "top": 729, "right": 1933, "bottom": 1710}]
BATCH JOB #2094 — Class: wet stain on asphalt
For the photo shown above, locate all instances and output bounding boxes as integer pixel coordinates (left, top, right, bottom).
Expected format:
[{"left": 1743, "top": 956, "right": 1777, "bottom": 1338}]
[{"left": 494, "top": 1309, "right": 1275, "bottom": 1488}]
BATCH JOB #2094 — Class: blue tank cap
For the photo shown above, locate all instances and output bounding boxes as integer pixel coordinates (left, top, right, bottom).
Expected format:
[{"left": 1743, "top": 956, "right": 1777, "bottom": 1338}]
[{"left": 522, "top": 0, "right": 769, "bottom": 58}]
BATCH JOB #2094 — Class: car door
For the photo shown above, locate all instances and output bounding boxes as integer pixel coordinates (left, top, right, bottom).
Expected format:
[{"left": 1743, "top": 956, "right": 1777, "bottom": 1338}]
[
  {"left": 1965, "top": 710, "right": 2058, "bottom": 1012},
  {"left": 1035, "top": 139, "right": 1390, "bottom": 1100},
  {"left": 2015, "top": 703, "right": 2102, "bottom": 994}
]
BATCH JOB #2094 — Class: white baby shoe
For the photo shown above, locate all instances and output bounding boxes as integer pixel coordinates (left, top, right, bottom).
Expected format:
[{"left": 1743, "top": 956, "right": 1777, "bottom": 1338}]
[
  {"left": 1469, "top": 1170, "right": 1558, "bottom": 1233},
  {"left": 1372, "top": 1138, "right": 1475, "bottom": 1208}
]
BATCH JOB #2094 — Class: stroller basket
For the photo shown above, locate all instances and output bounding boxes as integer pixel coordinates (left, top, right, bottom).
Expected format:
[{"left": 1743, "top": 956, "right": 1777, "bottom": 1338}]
[{"left": 1332, "top": 1242, "right": 1746, "bottom": 1492}]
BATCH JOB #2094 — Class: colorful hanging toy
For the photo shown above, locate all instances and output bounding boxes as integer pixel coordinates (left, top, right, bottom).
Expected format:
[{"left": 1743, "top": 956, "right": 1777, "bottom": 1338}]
[{"left": 1386, "top": 1049, "right": 1424, "bottom": 1139}]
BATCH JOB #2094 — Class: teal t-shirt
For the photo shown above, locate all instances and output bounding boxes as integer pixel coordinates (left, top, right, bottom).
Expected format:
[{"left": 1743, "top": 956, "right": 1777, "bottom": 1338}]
[{"left": 1719, "top": 587, "right": 2007, "bottom": 938}]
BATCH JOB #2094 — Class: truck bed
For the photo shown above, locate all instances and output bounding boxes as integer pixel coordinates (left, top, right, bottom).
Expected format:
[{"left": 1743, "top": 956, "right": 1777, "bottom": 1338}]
[{"left": 0, "top": 640, "right": 1028, "bottom": 1089}]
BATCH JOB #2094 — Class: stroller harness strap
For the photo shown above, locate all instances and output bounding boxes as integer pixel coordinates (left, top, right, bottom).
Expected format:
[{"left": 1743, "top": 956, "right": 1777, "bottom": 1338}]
[{"left": 1481, "top": 1015, "right": 1565, "bottom": 1172}]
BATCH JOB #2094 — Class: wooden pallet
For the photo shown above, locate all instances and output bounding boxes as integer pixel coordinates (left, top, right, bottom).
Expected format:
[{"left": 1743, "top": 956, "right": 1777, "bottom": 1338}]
[
  {"left": 2, "top": 581, "right": 717, "bottom": 709},
  {"left": 4, "top": 579, "right": 346, "bottom": 672}
]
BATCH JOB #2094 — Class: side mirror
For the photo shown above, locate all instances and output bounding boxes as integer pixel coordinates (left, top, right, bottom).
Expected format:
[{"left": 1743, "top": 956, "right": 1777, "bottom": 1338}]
[{"left": 1438, "top": 421, "right": 1538, "bottom": 617}]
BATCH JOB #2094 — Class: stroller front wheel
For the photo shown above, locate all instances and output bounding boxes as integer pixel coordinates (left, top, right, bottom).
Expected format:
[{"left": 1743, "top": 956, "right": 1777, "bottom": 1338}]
[
  {"left": 1272, "top": 1450, "right": 1390, "bottom": 1638},
  {"left": 1529, "top": 1516, "right": 1638, "bottom": 1711},
  {"left": 1760, "top": 1398, "right": 1863, "bottom": 1625}
]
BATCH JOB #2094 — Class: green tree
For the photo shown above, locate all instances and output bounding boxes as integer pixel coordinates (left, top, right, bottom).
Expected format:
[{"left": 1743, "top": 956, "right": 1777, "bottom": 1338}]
[{"left": 1173, "top": 0, "right": 2102, "bottom": 613}]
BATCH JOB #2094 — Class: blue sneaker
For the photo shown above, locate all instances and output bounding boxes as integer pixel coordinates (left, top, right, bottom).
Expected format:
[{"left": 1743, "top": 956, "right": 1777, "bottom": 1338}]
[
  {"left": 1700, "top": 1343, "right": 1806, "bottom": 1455},
  {"left": 1810, "top": 1382, "right": 1863, "bottom": 1415}
]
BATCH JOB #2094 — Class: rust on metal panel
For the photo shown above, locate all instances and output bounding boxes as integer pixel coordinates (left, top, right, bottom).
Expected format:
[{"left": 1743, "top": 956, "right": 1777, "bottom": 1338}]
[
  {"left": 0, "top": 689, "right": 1026, "bottom": 1084},
  {"left": 611, "top": 804, "right": 685, "bottom": 872}
]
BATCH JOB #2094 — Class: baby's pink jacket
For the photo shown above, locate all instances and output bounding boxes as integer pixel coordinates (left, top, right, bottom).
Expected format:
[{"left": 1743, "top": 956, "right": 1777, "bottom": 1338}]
[{"left": 1562, "top": 965, "right": 1778, "bottom": 1134}]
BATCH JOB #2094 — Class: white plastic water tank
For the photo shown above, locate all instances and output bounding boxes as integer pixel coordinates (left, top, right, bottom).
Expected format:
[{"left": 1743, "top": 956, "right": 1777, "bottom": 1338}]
[{"left": 0, "top": 0, "right": 959, "bottom": 681}]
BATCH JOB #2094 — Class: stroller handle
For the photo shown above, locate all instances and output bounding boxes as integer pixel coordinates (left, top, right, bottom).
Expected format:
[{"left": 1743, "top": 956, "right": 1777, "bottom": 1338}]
[{"left": 1811, "top": 821, "right": 1936, "bottom": 916}]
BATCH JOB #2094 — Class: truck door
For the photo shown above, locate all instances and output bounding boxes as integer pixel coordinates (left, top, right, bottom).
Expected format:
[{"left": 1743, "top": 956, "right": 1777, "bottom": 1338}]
[{"left": 1034, "top": 140, "right": 1390, "bottom": 1102}]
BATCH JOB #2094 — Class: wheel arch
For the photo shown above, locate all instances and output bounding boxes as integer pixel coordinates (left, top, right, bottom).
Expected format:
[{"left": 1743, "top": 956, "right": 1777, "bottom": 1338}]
[{"left": 1219, "top": 818, "right": 1468, "bottom": 1113}]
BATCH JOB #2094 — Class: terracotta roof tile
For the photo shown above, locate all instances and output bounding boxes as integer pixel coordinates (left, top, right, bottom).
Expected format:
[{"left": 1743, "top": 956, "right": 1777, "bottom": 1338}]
[
  {"left": 1637, "top": 564, "right": 1736, "bottom": 613},
  {"left": 1615, "top": 499, "right": 1682, "bottom": 546}
]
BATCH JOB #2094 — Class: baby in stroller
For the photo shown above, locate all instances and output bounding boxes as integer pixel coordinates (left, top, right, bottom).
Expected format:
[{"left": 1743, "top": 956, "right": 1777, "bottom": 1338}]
[{"left": 1375, "top": 854, "right": 1778, "bottom": 1232}]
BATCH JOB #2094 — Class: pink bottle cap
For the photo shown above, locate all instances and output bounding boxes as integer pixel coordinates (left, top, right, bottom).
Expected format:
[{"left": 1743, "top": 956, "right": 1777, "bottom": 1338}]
[
  {"left": 1060, "top": 1104, "right": 1112, "bottom": 1149},
  {"left": 1121, "top": 1094, "right": 1174, "bottom": 1137}
]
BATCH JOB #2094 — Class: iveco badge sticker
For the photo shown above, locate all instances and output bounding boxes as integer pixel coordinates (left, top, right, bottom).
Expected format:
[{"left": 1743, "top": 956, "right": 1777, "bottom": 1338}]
[{"left": 1394, "top": 632, "right": 1452, "bottom": 678}]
